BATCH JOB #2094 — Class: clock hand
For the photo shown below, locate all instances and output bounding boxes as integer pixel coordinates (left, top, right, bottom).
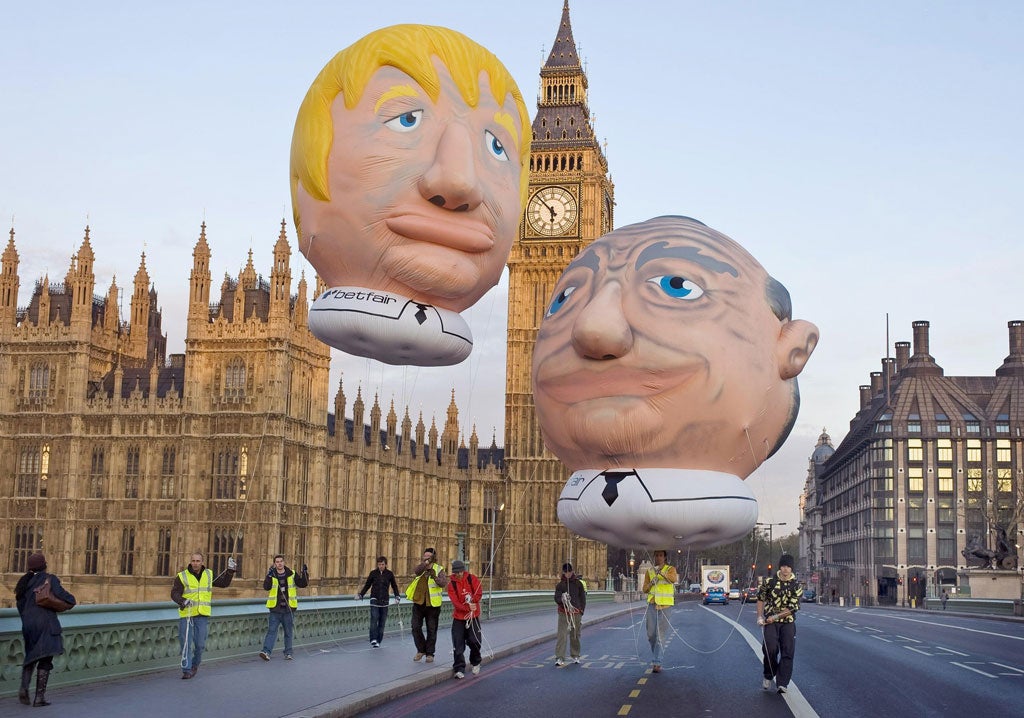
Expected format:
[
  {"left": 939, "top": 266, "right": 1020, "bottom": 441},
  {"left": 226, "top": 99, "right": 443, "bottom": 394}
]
[{"left": 547, "top": 204, "right": 556, "bottom": 221}]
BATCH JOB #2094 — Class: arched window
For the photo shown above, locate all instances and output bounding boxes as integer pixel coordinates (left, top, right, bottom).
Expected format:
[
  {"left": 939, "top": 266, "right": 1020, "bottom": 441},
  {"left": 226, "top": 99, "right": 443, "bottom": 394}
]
[
  {"left": 29, "top": 362, "right": 49, "bottom": 399},
  {"left": 225, "top": 357, "right": 246, "bottom": 398},
  {"left": 16, "top": 447, "right": 40, "bottom": 496}
]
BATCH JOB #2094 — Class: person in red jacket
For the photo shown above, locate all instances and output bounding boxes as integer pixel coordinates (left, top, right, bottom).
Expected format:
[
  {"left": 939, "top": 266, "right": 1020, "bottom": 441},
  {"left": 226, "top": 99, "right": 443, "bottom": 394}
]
[{"left": 446, "top": 559, "right": 483, "bottom": 679}]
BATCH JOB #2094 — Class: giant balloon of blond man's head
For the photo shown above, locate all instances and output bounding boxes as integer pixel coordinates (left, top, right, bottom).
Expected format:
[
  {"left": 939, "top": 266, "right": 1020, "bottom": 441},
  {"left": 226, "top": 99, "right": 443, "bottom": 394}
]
[
  {"left": 291, "top": 25, "right": 531, "bottom": 366},
  {"left": 532, "top": 216, "right": 819, "bottom": 548}
]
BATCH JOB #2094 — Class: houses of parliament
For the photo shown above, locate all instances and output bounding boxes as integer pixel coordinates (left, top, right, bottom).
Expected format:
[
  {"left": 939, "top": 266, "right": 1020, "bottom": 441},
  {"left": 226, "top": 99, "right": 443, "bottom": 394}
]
[{"left": 0, "top": 3, "right": 615, "bottom": 604}]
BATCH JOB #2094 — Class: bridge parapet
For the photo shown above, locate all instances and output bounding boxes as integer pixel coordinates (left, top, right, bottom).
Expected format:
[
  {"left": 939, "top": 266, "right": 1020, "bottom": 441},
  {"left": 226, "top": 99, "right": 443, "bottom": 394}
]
[{"left": 0, "top": 591, "right": 612, "bottom": 696}]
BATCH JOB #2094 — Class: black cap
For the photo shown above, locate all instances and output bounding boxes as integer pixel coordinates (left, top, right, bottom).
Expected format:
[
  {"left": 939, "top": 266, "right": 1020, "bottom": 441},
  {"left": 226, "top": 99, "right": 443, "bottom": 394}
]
[
  {"left": 779, "top": 554, "right": 795, "bottom": 569},
  {"left": 562, "top": 563, "right": 573, "bottom": 572}
]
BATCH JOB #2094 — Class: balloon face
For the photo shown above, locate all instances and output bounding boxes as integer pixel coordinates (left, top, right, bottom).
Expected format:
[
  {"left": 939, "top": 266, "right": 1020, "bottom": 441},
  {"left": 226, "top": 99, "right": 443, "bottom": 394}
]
[
  {"left": 293, "top": 30, "right": 527, "bottom": 313},
  {"left": 291, "top": 25, "right": 529, "bottom": 366},
  {"left": 532, "top": 215, "right": 819, "bottom": 547}
]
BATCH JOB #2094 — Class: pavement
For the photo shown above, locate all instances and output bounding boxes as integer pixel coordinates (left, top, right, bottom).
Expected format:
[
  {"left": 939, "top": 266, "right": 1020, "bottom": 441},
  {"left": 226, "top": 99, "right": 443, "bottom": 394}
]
[{"left": 32, "top": 600, "right": 638, "bottom": 718}]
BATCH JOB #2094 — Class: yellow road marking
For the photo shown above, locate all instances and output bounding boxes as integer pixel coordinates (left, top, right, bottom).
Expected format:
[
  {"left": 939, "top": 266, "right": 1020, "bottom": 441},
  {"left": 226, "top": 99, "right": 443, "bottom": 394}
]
[
  {"left": 629, "top": 690, "right": 641, "bottom": 698},
  {"left": 617, "top": 706, "right": 632, "bottom": 716},
  {"left": 637, "top": 678, "right": 647, "bottom": 685}
]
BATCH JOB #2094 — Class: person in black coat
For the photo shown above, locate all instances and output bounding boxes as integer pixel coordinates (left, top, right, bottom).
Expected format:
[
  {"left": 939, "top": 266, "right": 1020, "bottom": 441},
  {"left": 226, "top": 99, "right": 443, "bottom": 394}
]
[
  {"left": 14, "top": 552, "right": 77, "bottom": 706},
  {"left": 356, "top": 556, "right": 401, "bottom": 647}
]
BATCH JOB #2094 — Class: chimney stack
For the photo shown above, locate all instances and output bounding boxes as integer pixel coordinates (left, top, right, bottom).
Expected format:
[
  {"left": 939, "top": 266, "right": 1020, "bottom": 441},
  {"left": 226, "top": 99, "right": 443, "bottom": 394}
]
[
  {"left": 894, "top": 341, "right": 911, "bottom": 372},
  {"left": 870, "top": 371, "right": 883, "bottom": 396},
  {"left": 996, "top": 320, "right": 1024, "bottom": 377},
  {"left": 902, "top": 320, "right": 943, "bottom": 376},
  {"left": 911, "top": 320, "right": 932, "bottom": 360},
  {"left": 859, "top": 385, "right": 872, "bottom": 409}
]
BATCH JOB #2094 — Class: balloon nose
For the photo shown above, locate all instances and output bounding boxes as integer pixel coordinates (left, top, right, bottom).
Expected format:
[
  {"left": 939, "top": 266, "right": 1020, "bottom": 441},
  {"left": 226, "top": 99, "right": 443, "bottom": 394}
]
[{"left": 419, "top": 124, "right": 483, "bottom": 212}]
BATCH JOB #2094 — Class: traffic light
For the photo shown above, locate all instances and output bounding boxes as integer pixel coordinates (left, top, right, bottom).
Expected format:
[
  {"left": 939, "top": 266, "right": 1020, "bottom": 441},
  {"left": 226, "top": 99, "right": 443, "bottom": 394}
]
[
  {"left": 751, "top": 564, "right": 756, "bottom": 571},
  {"left": 767, "top": 563, "right": 773, "bottom": 572},
  {"left": 898, "top": 576, "right": 903, "bottom": 585},
  {"left": 912, "top": 576, "right": 918, "bottom": 583}
]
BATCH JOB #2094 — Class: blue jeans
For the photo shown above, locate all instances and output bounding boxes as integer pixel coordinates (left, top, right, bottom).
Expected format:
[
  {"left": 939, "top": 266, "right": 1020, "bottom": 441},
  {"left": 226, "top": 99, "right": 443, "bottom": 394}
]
[
  {"left": 178, "top": 615, "right": 209, "bottom": 672},
  {"left": 645, "top": 604, "right": 671, "bottom": 664},
  {"left": 262, "top": 609, "right": 294, "bottom": 656},
  {"left": 369, "top": 604, "right": 390, "bottom": 643}
]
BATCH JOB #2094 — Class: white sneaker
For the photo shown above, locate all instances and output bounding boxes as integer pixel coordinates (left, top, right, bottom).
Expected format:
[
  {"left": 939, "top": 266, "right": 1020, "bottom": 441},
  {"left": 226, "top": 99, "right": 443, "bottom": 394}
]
[
  {"left": 259, "top": 651, "right": 270, "bottom": 661},
  {"left": 762, "top": 678, "right": 772, "bottom": 690},
  {"left": 777, "top": 685, "right": 788, "bottom": 694},
  {"left": 454, "top": 671, "right": 465, "bottom": 679},
  {"left": 573, "top": 657, "right": 581, "bottom": 664},
  {"left": 471, "top": 664, "right": 480, "bottom": 675},
  {"left": 370, "top": 640, "right": 379, "bottom": 648},
  {"left": 555, "top": 659, "right": 565, "bottom": 667}
]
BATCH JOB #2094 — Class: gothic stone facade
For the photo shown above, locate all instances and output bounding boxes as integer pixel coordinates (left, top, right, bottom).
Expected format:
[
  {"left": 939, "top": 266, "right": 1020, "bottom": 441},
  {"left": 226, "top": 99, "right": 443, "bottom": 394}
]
[{"left": 0, "top": 224, "right": 507, "bottom": 606}]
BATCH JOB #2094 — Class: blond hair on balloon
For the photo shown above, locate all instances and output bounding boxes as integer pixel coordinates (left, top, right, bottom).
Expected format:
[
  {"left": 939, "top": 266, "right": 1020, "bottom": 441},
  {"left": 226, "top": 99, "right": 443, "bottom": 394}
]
[{"left": 290, "top": 24, "right": 532, "bottom": 239}]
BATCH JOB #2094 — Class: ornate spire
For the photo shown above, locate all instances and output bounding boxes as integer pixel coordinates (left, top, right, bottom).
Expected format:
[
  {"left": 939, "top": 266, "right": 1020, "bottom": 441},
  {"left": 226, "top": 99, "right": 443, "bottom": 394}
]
[{"left": 544, "top": 1, "right": 580, "bottom": 69}]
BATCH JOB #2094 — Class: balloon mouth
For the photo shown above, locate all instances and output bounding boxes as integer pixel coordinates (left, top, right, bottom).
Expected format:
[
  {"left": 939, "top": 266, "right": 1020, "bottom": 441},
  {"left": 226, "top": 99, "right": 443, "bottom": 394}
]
[
  {"left": 385, "top": 213, "right": 495, "bottom": 253},
  {"left": 536, "top": 366, "right": 699, "bottom": 404}
]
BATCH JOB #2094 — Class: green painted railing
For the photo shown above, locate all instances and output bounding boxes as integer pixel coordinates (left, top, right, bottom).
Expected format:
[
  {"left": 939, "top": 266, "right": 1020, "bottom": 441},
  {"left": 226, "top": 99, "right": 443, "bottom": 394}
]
[
  {"left": 922, "top": 596, "right": 1023, "bottom": 616},
  {"left": 0, "top": 591, "right": 613, "bottom": 696}
]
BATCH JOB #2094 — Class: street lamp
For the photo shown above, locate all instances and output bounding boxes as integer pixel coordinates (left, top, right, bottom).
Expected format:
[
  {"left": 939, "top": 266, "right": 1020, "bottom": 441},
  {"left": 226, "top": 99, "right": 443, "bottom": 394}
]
[
  {"left": 756, "top": 522, "right": 788, "bottom": 575},
  {"left": 486, "top": 502, "right": 505, "bottom": 619},
  {"left": 628, "top": 550, "right": 636, "bottom": 596}
]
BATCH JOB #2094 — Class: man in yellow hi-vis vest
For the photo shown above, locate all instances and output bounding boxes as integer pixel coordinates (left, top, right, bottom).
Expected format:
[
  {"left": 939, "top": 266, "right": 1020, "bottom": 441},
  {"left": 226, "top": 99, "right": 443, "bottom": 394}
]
[
  {"left": 406, "top": 547, "right": 448, "bottom": 662},
  {"left": 170, "top": 551, "right": 236, "bottom": 679},
  {"left": 641, "top": 550, "right": 678, "bottom": 674},
  {"left": 259, "top": 554, "right": 309, "bottom": 661}
]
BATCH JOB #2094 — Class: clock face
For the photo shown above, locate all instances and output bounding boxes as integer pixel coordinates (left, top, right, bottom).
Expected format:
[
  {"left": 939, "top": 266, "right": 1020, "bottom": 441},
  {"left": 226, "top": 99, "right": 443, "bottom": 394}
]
[{"left": 527, "top": 186, "right": 578, "bottom": 236}]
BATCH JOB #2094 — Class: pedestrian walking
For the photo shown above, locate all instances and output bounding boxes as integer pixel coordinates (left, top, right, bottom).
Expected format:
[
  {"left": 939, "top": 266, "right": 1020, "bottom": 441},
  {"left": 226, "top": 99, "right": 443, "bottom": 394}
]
[
  {"left": 259, "top": 555, "right": 309, "bottom": 661},
  {"left": 447, "top": 560, "right": 482, "bottom": 679},
  {"left": 406, "top": 547, "right": 448, "bottom": 663},
  {"left": 940, "top": 589, "right": 948, "bottom": 610},
  {"left": 757, "top": 553, "right": 802, "bottom": 694},
  {"left": 641, "top": 549, "right": 677, "bottom": 673},
  {"left": 15, "top": 553, "right": 76, "bottom": 706},
  {"left": 356, "top": 556, "right": 401, "bottom": 647},
  {"left": 171, "top": 550, "right": 236, "bottom": 679},
  {"left": 554, "top": 562, "right": 586, "bottom": 666}
]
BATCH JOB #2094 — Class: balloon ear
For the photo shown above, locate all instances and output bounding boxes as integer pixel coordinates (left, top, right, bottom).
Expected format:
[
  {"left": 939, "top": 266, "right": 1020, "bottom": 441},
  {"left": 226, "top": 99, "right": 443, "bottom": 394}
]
[{"left": 777, "top": 319, "right": 819, "bottom": 380}]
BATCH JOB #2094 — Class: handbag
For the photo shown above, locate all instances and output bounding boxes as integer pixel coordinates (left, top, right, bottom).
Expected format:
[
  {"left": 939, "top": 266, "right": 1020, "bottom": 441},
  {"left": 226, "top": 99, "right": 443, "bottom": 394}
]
[{"left": 34, "top": 575, "right": 74, "bottom": 612}]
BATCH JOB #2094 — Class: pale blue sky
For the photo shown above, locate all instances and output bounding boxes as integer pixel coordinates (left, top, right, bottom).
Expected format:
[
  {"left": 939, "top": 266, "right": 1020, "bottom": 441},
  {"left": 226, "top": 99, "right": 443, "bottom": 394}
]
[{"left": 2, "top": 1, "right": 1022, "bottom": 534}]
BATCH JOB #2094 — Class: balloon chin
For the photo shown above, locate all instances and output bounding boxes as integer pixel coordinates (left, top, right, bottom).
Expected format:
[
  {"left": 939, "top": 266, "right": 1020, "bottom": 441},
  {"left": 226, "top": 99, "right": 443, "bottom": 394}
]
[
  {"left": 308, "top": 286, "right": 473, "bottom": 366},
  {"left": 557, "top": 468, "right": 758, "bottom": 549}
]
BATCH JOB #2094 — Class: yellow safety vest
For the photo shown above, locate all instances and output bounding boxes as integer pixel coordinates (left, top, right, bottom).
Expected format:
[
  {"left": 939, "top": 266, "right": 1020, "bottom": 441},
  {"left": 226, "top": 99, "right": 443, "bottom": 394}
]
[
  {"left": 266, "top": 572, "right": 298, "bottom": 609},
  {"left": 178, "top": 568, "right": 213, "bottom": 617},
  {"left": 646, "top": 567, "right": 675, "bottom": 607},
  {"left": 405, "top": 562, "right": 444, "bottom": 607}
]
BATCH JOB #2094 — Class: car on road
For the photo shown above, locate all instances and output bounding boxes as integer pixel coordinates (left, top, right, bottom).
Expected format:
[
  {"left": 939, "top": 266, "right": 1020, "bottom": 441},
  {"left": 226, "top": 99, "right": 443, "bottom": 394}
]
[
  {"left": 688, "top": 583, "right": 702, "bottom": 594},
  {"left": 802, "top": 589, "right": 817, "bottom": 603},
  {"left": 741, "top": 587, "right": 759, "bottom": 603},
  {"left": 728, "top": 587, "right": 741, "bottom": 601},
  {"left": 703, "top": 587, "right": 728, "bottom": 605}
]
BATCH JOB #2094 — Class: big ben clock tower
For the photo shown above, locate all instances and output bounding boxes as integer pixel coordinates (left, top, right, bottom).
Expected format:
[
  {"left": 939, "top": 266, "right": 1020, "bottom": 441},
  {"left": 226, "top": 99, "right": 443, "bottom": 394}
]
[{"left": 503, "top": 1, "right": 614, "bottom": 589}]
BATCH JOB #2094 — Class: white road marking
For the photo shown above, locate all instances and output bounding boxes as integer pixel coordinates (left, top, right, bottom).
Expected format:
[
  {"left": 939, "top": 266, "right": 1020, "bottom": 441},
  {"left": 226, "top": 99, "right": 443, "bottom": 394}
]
[
  {"left": 850, "top": 611, "right": 1024, "bottom": 641},
  {"left": 934, "top": 646, "right": 969, "bottom": 657},
  {"left": 991, "top": 662, "right": 1024, "bottom": 674},
  {"left": 951, "top": 662, "right": 997, "bottom": 678}
]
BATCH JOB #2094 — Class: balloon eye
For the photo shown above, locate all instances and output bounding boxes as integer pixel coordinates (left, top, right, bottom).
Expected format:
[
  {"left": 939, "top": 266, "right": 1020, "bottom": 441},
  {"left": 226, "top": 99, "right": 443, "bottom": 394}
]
[
  {"left": 546, "top": 286, "right": 577, "bottom": 317},
  {"left": 485, "top": 130, "right": 509, "bottom": 161},
  {"left": 648, "top": 275, "right": 704, "bottom": 300},
  {"left": 384, "top": 110, "right": 423, "bottom": 133}
]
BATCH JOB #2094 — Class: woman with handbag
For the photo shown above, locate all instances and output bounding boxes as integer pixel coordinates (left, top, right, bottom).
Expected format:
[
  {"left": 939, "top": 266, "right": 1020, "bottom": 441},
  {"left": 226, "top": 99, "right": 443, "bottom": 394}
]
[{"left": 14, "top": 552, "right": 76, "bottom": 706}]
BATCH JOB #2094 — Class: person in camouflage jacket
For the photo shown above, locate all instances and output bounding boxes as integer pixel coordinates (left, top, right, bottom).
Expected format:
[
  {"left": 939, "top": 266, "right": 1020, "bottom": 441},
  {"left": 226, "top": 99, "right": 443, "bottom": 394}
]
[{"left": 756, "top": 553, "right": 802, "bottom": 694}]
